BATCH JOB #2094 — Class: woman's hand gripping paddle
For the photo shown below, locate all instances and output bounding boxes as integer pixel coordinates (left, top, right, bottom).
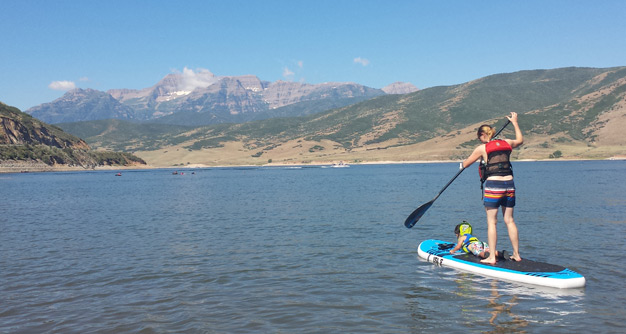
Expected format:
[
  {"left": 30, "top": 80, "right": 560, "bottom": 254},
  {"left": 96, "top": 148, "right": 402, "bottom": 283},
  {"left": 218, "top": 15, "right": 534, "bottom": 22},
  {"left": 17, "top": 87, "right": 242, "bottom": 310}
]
[{"left": 404, "top": 119, "right": 511, "bottom": 228}]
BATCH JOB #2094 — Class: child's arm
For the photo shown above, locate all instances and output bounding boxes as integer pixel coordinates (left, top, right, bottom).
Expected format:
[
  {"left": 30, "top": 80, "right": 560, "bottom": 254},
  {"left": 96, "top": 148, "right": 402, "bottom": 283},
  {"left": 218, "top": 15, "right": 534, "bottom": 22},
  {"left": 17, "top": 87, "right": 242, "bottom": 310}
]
[{"left": 449, "top": 236, "right": 463, "bottom": 254}]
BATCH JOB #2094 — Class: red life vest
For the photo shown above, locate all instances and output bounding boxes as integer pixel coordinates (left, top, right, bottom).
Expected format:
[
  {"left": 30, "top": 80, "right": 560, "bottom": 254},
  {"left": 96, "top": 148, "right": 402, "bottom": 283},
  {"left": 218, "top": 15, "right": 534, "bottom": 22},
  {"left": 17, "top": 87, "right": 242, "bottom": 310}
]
[
  {"left": 479, "top": 139, "right": 513, "bottom": 184},
  {"left": 485, "top": 139, "right": 512, "bottom": 156}
]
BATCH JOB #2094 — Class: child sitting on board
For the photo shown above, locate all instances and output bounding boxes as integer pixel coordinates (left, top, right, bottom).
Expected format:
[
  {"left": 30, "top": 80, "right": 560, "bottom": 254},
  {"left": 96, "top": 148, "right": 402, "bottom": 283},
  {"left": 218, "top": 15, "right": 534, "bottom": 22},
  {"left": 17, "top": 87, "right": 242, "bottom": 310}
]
[{"left": 450, "top": 221, "right": 503, "bottom": 259}]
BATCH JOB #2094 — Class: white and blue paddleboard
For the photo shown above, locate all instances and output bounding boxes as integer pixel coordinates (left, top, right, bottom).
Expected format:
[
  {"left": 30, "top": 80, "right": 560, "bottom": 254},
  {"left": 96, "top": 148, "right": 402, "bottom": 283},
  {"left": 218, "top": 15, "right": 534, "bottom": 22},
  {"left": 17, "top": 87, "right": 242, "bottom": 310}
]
[{"left": 418, "top": 239, "right": 585, "bottom": 289}]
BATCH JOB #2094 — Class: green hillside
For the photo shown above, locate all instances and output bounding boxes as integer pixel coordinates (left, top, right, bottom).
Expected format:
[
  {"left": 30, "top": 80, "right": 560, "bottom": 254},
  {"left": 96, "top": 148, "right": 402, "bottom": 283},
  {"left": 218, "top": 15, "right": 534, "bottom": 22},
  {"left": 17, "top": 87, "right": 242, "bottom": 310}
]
[
  {"left": 59, "top": 119, "right": 193, "bottom": 151},
  {"left": 1, "top": 102, "right": 146, "bottom": 169},
  {"left": 57, "top": 66, "right": 626, "bottom": 164}
]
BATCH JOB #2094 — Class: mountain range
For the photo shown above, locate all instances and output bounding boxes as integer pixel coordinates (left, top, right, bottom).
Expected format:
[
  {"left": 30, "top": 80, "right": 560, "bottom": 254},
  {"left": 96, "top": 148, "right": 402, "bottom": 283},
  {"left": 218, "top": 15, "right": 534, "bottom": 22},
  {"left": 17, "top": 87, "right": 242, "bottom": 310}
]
[
  {"left": 26, "top": 70, "right": 418, "bottom": 126},
  {"left": 56, "top": 66, "right": 626, "bottom": 167}
]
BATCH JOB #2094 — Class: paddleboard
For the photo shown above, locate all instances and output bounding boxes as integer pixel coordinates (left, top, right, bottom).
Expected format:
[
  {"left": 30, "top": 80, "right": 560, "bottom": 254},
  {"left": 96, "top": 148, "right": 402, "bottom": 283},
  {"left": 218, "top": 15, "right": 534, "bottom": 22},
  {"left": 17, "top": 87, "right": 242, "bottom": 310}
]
[{"left": 417, "top": 239, "right": 585, "bottom": 289}]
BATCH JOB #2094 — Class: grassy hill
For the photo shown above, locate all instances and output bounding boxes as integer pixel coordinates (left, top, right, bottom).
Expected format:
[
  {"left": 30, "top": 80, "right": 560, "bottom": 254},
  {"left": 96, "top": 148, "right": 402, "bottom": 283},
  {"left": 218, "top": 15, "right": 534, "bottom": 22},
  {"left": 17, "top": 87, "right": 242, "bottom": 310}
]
[{"left": 57, "top": 66, "right": 626, "bottom": 167}]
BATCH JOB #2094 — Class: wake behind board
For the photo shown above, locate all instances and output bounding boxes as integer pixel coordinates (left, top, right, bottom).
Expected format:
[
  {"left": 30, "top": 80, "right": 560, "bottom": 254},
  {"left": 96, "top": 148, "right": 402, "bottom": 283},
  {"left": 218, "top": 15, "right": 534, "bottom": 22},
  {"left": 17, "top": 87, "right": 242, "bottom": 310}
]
[{"left": 418, "top": 239, "right": 585, "bottom": 289}]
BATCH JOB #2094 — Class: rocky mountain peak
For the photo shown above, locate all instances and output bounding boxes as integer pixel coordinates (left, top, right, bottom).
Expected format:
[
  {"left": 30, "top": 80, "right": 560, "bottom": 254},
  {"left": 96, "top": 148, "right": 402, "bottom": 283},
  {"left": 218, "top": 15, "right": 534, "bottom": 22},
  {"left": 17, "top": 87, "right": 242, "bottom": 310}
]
[
  {"left": 26, "top": 89, "right": 135, "bottom": 123},
  {"left": 155, "top": 69, "right": 219, "bottom": 96},
  {"left": 220, "top": 75, "right": 267, "bottom": 92},
  {"left": 382, "top": 82, "right": 419, "bottom": 94}
]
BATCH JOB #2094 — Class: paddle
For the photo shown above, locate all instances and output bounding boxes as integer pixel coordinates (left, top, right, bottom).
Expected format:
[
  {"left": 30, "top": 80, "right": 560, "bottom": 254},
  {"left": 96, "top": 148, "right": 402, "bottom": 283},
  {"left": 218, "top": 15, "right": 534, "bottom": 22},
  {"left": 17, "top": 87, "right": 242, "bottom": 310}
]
[{"left": 404, "top": 119, "right": 511, "bottom": 228}]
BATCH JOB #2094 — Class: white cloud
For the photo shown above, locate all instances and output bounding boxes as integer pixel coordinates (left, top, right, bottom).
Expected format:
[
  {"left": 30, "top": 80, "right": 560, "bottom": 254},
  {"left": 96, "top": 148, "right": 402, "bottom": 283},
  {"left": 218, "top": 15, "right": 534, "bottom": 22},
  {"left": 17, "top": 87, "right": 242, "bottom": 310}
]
[
  {"left": 179, "top": 67, "right": 217, "bottom": 91},
  {"left": 79, "top": 77, "right": 90, "bottom": 82},
  {"left": 283, "top": 67, "right": 295, "bottom": 79},
  {"left": 353, "top": 57, "right": 370, "bottom": 66},
  {"left": 48, "top": 80, "right": 76, "bottom": 91}
]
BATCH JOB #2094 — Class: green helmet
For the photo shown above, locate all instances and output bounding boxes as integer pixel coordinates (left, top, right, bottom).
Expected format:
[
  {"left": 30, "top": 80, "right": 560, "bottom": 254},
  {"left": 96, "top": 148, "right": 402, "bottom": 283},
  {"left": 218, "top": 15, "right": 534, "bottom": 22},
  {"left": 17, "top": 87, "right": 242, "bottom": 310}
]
[{"left": 454, "top": 221, "right": 473, "bottom": 235}]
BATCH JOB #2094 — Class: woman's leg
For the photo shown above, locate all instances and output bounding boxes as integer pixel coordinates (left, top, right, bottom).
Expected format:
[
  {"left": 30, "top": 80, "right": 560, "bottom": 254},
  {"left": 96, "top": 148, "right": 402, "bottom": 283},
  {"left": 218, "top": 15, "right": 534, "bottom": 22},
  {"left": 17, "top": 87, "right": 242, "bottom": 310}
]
[
  {"left": 502, "top": 206, "right": 521, "bottom": 261},
  {"left": 480, "top": 207, "right": 499, "bottom": 264}
]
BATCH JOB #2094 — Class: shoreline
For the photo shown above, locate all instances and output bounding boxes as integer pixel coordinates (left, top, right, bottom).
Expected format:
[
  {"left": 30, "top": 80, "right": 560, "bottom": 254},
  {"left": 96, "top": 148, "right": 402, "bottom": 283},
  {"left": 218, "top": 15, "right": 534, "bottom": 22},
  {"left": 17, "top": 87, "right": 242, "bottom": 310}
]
[
  {"left": 2, "top": 156, "right": 625, "bottom": 174},
  {"left": 0, "top": 161, "right": 152, "bottom": 174}
]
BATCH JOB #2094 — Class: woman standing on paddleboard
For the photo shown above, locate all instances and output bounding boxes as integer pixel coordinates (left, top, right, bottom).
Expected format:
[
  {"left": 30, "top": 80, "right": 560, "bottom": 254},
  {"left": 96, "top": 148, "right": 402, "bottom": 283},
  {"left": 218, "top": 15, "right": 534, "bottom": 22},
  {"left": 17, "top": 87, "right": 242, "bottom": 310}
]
[{"left": 461, "top": 112, "right": 524, "bottom": 264}]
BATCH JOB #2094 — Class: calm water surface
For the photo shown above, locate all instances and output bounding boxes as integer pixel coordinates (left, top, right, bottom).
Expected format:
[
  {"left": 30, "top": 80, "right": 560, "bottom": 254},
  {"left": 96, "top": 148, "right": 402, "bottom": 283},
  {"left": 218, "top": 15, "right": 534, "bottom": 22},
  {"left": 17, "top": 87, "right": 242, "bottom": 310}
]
[{"left": 1, "top": 161, "right": 625, "bottom": 333}]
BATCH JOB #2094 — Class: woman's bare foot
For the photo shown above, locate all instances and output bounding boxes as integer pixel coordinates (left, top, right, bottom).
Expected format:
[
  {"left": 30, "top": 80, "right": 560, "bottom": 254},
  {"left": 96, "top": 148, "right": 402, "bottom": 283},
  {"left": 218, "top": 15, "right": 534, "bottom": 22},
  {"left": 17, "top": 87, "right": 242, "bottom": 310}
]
[
  {"left": 480, "top": 257, "right": 497, "bottom": 265},
  {"left": 509, "top": 253, "right": 522, "bottom": 262}
]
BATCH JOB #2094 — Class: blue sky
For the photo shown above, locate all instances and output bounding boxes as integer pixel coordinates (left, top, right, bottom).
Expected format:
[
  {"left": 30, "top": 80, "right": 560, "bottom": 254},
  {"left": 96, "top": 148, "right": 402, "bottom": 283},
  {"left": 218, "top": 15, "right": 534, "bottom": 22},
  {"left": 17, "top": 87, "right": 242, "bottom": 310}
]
[{"left": 2, "top": 0, "right": 625, "bottom": 111}]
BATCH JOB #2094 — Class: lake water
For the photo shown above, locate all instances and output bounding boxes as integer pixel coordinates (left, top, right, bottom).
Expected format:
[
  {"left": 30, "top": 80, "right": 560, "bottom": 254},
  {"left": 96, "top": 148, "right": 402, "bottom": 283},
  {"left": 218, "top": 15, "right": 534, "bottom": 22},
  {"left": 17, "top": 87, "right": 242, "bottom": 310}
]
[{"left": 1, "top": 161, "right": 625, "bottom": 333}]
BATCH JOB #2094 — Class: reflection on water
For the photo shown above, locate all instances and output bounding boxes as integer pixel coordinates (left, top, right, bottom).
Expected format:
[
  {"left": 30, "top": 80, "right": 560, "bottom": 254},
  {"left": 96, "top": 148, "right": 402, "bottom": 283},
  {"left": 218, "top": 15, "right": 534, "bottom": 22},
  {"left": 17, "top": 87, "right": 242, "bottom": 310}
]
[
  {"left": 451, "top": 274, "right": 529, "bottom": 333},
  {"left": 485, "top": 281, "right": 528, "bottom": 333},
  {"left": 409, "top": 256, "right": 587, "bottom": 332}
]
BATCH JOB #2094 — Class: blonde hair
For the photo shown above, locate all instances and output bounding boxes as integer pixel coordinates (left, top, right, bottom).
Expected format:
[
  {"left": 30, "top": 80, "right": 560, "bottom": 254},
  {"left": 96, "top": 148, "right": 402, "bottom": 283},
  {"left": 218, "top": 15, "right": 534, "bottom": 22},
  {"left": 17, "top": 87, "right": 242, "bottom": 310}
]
[{"left": 477, "top": 124, "right": 495, "bottom": 140}]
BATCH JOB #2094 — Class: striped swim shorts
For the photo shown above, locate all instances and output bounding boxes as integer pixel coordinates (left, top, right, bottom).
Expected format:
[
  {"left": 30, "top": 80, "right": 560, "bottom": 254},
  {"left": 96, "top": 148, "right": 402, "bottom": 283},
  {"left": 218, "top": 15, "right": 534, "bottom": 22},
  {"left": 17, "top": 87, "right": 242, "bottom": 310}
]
[
  {"left": 483, "top": 180, "right": 516, "bottom": 208},
  {"left": 466, "top": 241, "right": 490, "bottom": 256}
]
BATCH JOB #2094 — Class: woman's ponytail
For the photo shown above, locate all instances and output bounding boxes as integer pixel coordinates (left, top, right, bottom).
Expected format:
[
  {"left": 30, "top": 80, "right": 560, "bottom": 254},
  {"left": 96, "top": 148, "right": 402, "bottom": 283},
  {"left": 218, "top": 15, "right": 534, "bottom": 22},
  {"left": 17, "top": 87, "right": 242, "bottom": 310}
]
[{"left": 477, "top": 124, "right": 495, "bottom": 140}]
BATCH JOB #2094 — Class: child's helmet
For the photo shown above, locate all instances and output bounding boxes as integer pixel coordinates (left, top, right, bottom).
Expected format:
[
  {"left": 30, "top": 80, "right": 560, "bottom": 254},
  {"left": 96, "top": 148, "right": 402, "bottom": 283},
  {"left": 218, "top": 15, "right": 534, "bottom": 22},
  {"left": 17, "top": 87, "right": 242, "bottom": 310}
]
[{"left": 454, "top": 221, "right": 473, "bottom": 235}]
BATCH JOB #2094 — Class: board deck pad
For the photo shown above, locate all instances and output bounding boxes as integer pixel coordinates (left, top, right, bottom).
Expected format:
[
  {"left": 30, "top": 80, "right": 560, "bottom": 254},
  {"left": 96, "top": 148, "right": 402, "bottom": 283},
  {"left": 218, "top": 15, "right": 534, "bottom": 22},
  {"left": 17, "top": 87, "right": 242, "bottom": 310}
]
[
  {"left": 418, "top": 239, "right": 585, "bottom": 289},
  {"left": 453, "top": 250, "right": 566, "bottom": 272}
]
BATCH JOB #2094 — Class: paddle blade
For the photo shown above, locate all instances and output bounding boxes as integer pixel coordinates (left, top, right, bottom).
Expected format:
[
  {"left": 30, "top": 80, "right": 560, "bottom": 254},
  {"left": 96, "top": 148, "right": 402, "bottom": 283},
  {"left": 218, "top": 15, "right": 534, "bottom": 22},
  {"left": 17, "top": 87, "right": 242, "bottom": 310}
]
[{"left": 404, "top": 200, "right": 434, "bottom": 228}]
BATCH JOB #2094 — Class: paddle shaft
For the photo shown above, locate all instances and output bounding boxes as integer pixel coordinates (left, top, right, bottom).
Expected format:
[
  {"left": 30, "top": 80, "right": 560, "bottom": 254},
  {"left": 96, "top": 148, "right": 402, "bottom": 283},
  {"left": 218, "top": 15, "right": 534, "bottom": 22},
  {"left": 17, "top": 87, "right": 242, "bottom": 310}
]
[
  {"left": 437, "top": 119, "right": 511, "bottom": 198},
  {"left": 435, "top": 119, "right": 511, "bottom": 200},
  {"left": 432, "top": 167, "right": 464, "bottom": 202},
  {"left": 492, "top": 119, "right": 511, "bottom": 139}
]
